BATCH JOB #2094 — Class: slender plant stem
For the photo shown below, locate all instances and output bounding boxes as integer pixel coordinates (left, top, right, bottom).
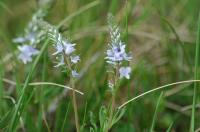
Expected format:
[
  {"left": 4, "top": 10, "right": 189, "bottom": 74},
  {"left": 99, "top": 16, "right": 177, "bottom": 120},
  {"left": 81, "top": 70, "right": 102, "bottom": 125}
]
[
  {"left": 61, "top": 103, "right": 70, "bottom": 132},
  {"left": 118, "top": 80, "right": 200, "bottom": 109},
  {"left": 2, "top": 78, "right": 84, "bottom": 95},
  {"left": 150, "top": 92, "right": 163, "bottom": 132},
  {"left": 71, "top": 78, "right": 80, "bottom": 132},
  {"left": 65, "top": 57, "right": 80, "bottom": 132},
  {"left": 190, "top": 14, "right": 200, "bottom": 132},
  {"left": 42, "top": 105, "right": 51, "bottom": 132},
  {"left": 107, "top": 63, "right": 119, "bottom": 131},
  {"left": 8, "top": 39, "right": 50, "bottom": 132},
  {"left": 108, "top": 93, "right": 115, "bottom": 128}
]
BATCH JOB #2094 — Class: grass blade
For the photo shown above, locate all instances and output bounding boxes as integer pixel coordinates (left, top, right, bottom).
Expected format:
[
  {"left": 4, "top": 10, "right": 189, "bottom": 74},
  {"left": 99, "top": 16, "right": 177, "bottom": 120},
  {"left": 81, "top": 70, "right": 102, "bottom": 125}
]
[
  {"left": 0, "top": 1, "right": 13, "bottom": 15},
  {"left": 57, "top": 0, "right": 100, "bottom": 28},
  {"left": 190, "top": 14, "right": 200, "bottom": 132},
  {"left": 150, "top": 92, "right": 163, "bottom": 132},
  {"left": 118, "top": 80, "right": 200, "bottom": 109},
  {"left": 8, "top": 39, "right": 50, "bottom": 132},
  {"left": 61, "top": 103, "right": 70, "bottom": 132},
  {"left": 166, "top": 121, "right": 174, "bottom": 132}
]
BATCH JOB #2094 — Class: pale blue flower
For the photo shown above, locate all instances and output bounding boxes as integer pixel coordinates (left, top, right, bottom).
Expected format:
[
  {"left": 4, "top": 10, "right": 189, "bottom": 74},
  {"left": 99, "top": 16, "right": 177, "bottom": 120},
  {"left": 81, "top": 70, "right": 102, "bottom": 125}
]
[
  {"left": 106, "top": 42, "right": 131, "bottom": 64},
  {"left": 54, "top": 55, "right": 65, "bottom": 67},
  {"left": 13, "top": 29, "right": 43, "bottom": 46},
  {"left": 18, "top": 45, "right": 39, "bottom": 64},
  {"left": 70, "top": 56, "right": 80, "bottom": 64},
  {"left": 18, "top": 53, "right": 33, "bottom": 64},
  {"left": 119, "top": 67, "right": 131, "bottom": 79},
  {"left": 63, "top": 42, "right": 76, "bottom": 55},
  {"left": 53, "top": 42, "right": 63, "bottom": 55},
  {"left": 72, "top": 70, "right": 79, "bottom": 78},
  {"left": 53, "top": 40, "right": 75, "bottom": 56},
  {"left": 26, "top": 32, "right": 37, "bottom": 45},
  {"left": 42, "top": 21, "right": 80, "bottom": 74},
  {"left": 106, "top": 14, "right": 132, "bottom": 65}
]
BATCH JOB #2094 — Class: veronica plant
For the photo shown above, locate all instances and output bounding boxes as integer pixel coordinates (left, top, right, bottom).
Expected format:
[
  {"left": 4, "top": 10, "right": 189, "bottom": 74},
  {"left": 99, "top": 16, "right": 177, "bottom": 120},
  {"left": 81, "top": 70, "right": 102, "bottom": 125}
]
[
  {"left": 13, "top": 0, "right": 55, "bottom": 64},
  {"left": 37, "top": 20, "right": 81, "bottom": 132},
  {"left": 102, "top": 13, "right": 132, "bottom": 131}
]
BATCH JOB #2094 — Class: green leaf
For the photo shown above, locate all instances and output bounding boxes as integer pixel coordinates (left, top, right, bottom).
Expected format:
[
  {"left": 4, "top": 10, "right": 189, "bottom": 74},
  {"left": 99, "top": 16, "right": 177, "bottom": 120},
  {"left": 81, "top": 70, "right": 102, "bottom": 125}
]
[
  {"left": 89, "top": 112, "right": 98, "bottom": 132},
  {"left": 99, "top": 106, "right": 108, "bottom": 131},
  {"left": 111, "top": 108, "right": 125, "bottom": 127}
]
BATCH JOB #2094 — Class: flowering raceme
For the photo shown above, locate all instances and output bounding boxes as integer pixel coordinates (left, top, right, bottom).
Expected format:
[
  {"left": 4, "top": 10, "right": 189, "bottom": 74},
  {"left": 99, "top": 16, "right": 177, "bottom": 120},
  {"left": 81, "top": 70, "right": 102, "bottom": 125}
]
[
  {"left": 38, "top": 20, "right": 80, "bottom": 77},
  {"left": 36, "top": 20, "right": 81, "bottom": 131},
  {"left": 106, "top": 14, "right": 132, "bottom": 80},
  {"left": 102, "top": 13, "right": 133, "bottom": 132},
  {"left": 13, "top": 9, "right": 47, "bottom": 64}
]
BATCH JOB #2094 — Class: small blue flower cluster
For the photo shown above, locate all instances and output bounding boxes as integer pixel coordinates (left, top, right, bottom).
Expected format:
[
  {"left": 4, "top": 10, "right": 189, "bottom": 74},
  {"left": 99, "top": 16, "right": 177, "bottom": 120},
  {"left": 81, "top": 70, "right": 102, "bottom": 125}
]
[
  {"left": 13, "top": 10, "right": 46, "bottom": 64},
  {"left": 14, "top": 13, "right": 132, "bottom": 80},
  {"left": 17, "top": 45, "right": 39, "bottom": 64},
  {"left": 106, "top": 14, "right": 132, "bottom": 80},
  {"left": 47, "top": 25, "right": 80, "bottom": 78}
]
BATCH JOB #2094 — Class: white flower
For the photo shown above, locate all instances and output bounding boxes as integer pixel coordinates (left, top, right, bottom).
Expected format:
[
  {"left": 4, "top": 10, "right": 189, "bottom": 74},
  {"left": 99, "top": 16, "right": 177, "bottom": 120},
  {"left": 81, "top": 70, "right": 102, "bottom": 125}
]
[
  {"left": 70, "top": 56, "right": 80, "bottom": 64},
  {"left": 72, "top": 70, "right": 79, "bottom": 78},
  {"left": 13, "top": 31, "right": 40, "bottom": 45},
  {"left": 106, "top": 42, "right": 131, "bottom": 64},
  {"left": 119, "top": 67, "right": 131, "bottom": 79},
  {"left": 18, "top": 45, "right": 39, "bottom": 64},
  {"left": 63, "top": 42, "right": 76, "bottom": 55},
  {"left": 53, "top": 42, "right": 63, "bottom": 55},
  {"left": 18, "top": 53, "right": 33, "bottom": 64},
  {"left": 106, "top": 14, "right": 132, "bottom": 66},
  {"left": 44, "top": 22, "right": 81, "bottom": 75},
  {"left": 54, "top": 55, "right": 65, "bottom": 67},
  {"left": 53, "top": 41, "right": 76, "bottom": 56}
]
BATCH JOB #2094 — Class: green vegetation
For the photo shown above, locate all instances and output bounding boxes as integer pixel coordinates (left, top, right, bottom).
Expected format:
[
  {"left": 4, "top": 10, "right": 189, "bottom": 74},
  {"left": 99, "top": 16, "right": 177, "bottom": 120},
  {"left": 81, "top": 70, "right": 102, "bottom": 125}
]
[{"left": 0, "top": 0, "right": 199, "bottom": 131}]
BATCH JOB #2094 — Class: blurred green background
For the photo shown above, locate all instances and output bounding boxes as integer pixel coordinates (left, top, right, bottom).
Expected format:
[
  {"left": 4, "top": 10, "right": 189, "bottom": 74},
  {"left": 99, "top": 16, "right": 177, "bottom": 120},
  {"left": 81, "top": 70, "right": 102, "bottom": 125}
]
[{"left": 0, "top": 0, "right": 200, "bottom": 131}]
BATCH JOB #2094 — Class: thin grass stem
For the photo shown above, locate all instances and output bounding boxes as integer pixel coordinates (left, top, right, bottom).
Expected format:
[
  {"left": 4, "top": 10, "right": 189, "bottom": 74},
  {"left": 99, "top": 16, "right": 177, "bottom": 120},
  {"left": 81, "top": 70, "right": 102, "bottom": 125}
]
[
  {"left": 2, "top": 78, "right": 84, "bottom": 95},
  {"left": 190, "top": 14, "right": 200, "bottom": 132},
  {"left": 118, "top": 80, "right": 200, "bottom": 109},
  {"left": 150, "top": 92, "right": 163, "bottom": 132}
]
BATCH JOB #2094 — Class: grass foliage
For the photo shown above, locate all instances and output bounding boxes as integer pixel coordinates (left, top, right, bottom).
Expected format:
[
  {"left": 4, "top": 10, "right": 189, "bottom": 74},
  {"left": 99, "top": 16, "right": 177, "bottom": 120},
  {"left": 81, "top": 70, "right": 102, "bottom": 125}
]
[{"left": 0, "top": 0, "right": 200, "bottom": 131}]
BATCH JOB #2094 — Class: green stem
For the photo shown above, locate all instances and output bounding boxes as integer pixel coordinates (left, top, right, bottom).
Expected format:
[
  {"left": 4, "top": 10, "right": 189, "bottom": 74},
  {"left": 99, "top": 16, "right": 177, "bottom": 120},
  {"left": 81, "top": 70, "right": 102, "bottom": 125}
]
[
  {"left": 8, "top": 39, "right": 50, "bottom": 132},
  {"left": 71, "top": 78, "right": 80, "bottom": 132},
  {"left": 65, "top": 57, "right": 80, "bottom": 132},
  {"left": 190, "top": 14, "right": 200, "bottom": 132},
  {"left": 108, "top": 93, "right": 115, "bottom": 130},
  {"left": 107, "top": 63, "right": 120, "bottom": 131}
]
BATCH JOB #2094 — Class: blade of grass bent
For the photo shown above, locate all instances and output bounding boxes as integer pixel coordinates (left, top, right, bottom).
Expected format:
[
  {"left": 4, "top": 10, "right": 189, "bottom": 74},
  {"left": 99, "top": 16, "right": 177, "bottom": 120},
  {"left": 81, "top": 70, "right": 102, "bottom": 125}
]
[{"left": 118, "top": 80, "right": 200, "bottom": 109}]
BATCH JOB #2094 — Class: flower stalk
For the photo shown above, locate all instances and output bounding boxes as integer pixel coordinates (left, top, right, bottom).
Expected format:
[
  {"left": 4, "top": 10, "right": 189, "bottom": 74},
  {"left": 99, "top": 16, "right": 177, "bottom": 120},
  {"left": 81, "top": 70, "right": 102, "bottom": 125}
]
[
  {"left": 107, "top": 62, "right": 119, "bottom": 131},
  {"left": 65, "top": 57, "right": 80, "bottom": 132},
  {"left": 105, "top": 13, "right": 132, "bottom": 131},
  {"left": 37, "top": 20, "right": 81, "bottom": 132}
]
